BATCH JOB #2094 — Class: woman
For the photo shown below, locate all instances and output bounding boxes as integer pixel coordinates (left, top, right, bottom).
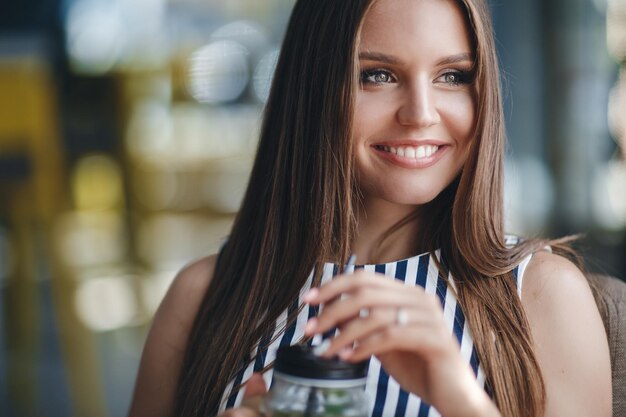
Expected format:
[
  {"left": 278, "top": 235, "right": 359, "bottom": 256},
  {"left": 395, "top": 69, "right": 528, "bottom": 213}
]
[{"left": 128, "top": 0, "right": 612, "bottom": 416}]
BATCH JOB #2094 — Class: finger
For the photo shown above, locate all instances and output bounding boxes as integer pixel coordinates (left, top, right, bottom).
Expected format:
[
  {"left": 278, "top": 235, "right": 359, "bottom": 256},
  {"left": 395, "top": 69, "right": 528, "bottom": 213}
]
[
  {"left": 243, "top": 373, "right": 267, "bottom": 398},
  {"left": 239, "top": 397, "right": 264, "bottom": 413},
  {"left": 221, "top": 408, "right": 262, "bottom": 417},
  {"left": 323, "top": 304, "right": 438, "bottom": 358},
  {"left": 320, "top": 305, "right": 398, "bottom": 357},
  {"left": 308, "top": 286, "right": 427, "bottom": 336},
  {"left": 345, "top": 322, "right": 454, "bottom": 362},
  {"left": 303, "top": 271, "right": 396, "bottom": 305},
  {"left": 222, "top": 408, "right": 261, "bottom": 417},
  {"left": 240, "top": 373, "right": 267, "bottom": 410}
]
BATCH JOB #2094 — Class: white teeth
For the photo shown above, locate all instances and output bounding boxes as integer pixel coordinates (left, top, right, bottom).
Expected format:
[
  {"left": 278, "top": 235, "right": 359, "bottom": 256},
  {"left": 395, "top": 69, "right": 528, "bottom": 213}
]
[{"left": 380, "top": 145, "right": 440, "bottom": 159}]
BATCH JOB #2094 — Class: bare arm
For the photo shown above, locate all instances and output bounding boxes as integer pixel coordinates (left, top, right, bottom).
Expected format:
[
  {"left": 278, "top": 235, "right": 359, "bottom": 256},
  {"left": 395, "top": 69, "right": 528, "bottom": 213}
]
[
  {"left": 522, "top": 251, "right": 612, "bottom": 417},
  {"left": 127, "top": 255, "right": 217, "bottom": 417}
]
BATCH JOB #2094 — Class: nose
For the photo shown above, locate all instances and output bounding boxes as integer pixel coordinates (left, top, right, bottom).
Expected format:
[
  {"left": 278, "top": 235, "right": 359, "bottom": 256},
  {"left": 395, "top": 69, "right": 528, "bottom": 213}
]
[{"left": 396, "top": 79, "right": 441, "bottom": 128}]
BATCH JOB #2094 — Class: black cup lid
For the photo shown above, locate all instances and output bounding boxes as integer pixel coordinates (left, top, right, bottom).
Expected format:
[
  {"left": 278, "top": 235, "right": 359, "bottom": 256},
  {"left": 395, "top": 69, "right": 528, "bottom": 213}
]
[{"left": 274, "top": 345, "right": 368, "bottom": 380}]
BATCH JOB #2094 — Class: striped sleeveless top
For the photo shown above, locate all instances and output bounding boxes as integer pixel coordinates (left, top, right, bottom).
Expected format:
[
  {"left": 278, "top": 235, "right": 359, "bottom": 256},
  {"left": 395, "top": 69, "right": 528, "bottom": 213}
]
[{"left": 218, "top": 245, "right": 532, "bottom": 416}]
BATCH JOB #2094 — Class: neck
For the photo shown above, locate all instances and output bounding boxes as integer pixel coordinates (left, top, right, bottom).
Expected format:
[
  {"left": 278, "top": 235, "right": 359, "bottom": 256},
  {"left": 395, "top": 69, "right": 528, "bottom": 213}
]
[{"left": 352, "top": 198, "right": 422, "bottom": 264}]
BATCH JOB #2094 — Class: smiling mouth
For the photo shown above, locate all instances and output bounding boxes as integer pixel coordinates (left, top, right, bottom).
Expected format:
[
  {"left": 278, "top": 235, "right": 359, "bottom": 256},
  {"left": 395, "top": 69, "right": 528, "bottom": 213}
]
[{"left": 373, "top": 144, "right": 441, "bottom": 159}]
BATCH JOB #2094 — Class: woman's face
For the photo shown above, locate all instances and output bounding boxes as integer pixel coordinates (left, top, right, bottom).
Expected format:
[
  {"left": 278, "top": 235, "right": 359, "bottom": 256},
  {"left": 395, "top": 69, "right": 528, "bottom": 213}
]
[{"left": 353, "top": 0, "right": 476, "bottom": 210}]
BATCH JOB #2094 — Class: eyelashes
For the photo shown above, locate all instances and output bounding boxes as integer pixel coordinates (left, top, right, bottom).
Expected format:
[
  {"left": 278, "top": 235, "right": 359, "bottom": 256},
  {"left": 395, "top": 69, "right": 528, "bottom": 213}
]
[
  {"left": 360, "top": 69, "right": 396, "bottom": 85},
  {"left": 439, "top": 70, "right": 474, "bottom": 86},
  {"left": 359, "top": 68, "right": 475, "bottom": 87}
]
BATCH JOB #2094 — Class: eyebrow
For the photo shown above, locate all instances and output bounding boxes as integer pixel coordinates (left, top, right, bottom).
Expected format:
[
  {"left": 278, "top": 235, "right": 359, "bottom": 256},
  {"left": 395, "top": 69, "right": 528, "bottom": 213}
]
[
  {"left": 358, "top": 51, "right": 402, "bottom": 65},
  {"left": 358, "top": 51, "right": 475, "bottom": 66},
  {"left": 436, "top": 53, "right": 474, "bottom": 66}
]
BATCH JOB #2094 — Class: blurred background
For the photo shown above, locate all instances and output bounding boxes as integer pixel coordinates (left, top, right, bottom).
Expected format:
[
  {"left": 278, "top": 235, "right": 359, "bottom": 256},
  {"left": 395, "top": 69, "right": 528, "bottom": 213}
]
[{"left": 0, "top": 0, "right": 624, "bottom": 415}]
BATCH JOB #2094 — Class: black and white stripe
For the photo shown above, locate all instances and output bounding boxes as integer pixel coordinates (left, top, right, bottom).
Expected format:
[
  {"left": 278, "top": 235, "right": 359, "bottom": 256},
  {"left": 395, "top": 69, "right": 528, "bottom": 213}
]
[{"left": 219, "top": 250, "right": 531, "bottom": 416}]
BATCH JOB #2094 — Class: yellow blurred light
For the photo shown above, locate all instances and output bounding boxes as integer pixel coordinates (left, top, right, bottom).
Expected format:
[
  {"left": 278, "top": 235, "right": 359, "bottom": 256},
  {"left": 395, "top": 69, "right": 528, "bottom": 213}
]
[
  {"left": 125, "top": 100, "right": 174, "bottom": 159},
  {"left": 127, "top": 103, "right": 261, "bottom": 164},
  {"left": 0, "top": 226, "right": 14, "bottom": 286},
  {"left": 56, "top": 212, "right": 128, "bottom": 268},
  {"left": 72, "top": 154, "right": 123, "bottom": 211},
  {"left": 132, "top": 163, "right": 180, "bottom": 210},
  {"left": 170, "top": 104, "right": 261, "bottom": 162},
  {"left": 141, "top": 269, "right": 178, "bottom": 314},
  {"left": 202, "top": 156, "right": 253, "bottom": 213},
  {"left": 137, "top": 214, "right": 233, "bottom": 269}
]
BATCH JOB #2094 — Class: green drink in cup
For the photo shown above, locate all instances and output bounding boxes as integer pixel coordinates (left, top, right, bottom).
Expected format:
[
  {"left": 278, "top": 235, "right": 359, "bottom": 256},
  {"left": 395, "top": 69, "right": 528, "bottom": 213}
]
[{"left": 263, "top": 345, "right": 369, "bottom": 417}]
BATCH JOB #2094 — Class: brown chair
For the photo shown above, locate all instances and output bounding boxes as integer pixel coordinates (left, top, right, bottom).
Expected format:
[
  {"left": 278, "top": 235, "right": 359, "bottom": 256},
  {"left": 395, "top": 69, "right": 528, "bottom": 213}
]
[{"left": 588, "top": 273, "right": 626, "bottom": 417}]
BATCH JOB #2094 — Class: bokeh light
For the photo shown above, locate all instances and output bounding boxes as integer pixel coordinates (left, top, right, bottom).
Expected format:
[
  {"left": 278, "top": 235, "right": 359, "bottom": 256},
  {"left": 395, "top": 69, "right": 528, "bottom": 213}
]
[
  {"left": 211, "top": 20, "right": 269, "bottom": 54},
  {"left": 140, "top": 269, "right": 179, "bottom": 315},
  {"left": 608, "top": 72, "right": 626, "bottom": 152},
  {"left": 186, "top": 40, "right": 250, "bottom": 104},
  {"left": 74, "top": 274, "right": 138, "bottom": 332},
  {"left": 66, "top": 0, "right": 124, "bottom": 74},
  {"left": 253, "top": 49, "right": 279, "bottom": 103},
  {"left": 593, "top": 162, "right": 626, "bottom": 230},
  {"left": 131, "top": 162, "right": 180, "bottom": 211},
  {"left": 56, "top": 212, "right": 128, "bottom": 269},
  {"left": 607, "top": 0, "right": 626, "bottom": 61},
  {"left": 504, "top": 156, "right": 556, "bottom": 235},
  {"left": 202, "top": 156, "right": 253, "bottom": 213},
  {"left": 125, "top": 99, "right": 175, "bottom": 160},
  {"left": 136, "top": 214, "right": 233, "bottom": 270},
  {"left": 71, "top": 154, "right": 124, "bottom": 211}
]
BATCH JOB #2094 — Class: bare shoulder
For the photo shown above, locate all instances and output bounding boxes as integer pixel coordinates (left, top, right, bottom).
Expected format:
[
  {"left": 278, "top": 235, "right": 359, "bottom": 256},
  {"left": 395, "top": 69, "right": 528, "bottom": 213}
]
[
  {"left": 147, "top": 253, "right": 218, "bottom": 359},
  {"left": 128, "top": 254, "right": 218, "bottom": 417},
  {"left": 521, "top": 250, "right": 589, "bottom": 307},
  {"left": 157, "top": 254, "right": 218, "bottom": 335},
  {"left": 521, "top": 250, "right": 612, "bottom": 417}
]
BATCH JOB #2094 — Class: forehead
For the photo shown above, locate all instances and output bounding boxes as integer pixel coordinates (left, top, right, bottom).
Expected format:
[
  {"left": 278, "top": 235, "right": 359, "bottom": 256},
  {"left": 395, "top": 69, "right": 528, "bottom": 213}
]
[{"left": 359, "top": 0, "right": 473, "bottom": 57}]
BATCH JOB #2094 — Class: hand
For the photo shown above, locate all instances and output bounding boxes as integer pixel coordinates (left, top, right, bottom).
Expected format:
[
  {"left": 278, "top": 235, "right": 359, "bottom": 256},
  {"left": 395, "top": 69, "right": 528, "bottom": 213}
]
[
  {"left": 303, "top": 270, "right": 498, "bottom": 417},
  {"left": 219, "top": 373, "right": 267, "bottom": 417}
]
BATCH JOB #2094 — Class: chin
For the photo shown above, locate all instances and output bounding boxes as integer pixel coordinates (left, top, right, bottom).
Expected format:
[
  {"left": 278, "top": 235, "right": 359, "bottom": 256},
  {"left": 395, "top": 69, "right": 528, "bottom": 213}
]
[{"left": 383, "top": 190, "right": 441, "bottom": 206}]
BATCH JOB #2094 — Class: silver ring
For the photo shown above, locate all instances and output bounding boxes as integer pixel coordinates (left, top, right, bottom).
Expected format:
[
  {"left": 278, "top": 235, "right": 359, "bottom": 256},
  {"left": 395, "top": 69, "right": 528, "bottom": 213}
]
[
  {"left": 359, "top": 307, "right": 370, "bottom": 318},
  {"left": 396, "top": 308, "right": 409, "bottom": 326}
]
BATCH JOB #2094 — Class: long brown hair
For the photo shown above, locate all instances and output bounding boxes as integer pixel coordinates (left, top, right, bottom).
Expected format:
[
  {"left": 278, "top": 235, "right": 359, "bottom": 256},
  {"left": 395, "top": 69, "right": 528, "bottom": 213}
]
[{"left": 175, "top": 1, "right": 573, "bottom": 416}]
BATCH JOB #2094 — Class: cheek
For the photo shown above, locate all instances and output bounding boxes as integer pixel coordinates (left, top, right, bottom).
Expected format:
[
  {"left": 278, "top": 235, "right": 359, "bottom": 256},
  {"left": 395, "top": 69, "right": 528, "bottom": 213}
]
[
  {"left": 352, "top": 93, "right": 395, "bottom": 140},
  {"left": 440, "top": 94, "right": 475, "bottom": 143}
]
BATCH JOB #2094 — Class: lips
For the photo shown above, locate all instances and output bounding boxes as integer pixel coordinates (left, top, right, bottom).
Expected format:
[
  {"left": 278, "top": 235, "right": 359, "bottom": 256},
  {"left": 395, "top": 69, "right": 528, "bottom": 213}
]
[
  {"left": 371, "top": 141, "right": 449, "bottom": 168},
  {"left": 374, "top": 144, "right": 439, "bottom": 159}
]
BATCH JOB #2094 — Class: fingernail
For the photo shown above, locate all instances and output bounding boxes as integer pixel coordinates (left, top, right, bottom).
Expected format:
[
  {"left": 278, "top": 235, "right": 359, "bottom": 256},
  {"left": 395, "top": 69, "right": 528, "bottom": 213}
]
[
  {"left": 313, "top": 339, "right": 331, "bottom": 356},
  {"left": 303, "top": 288, "right": 319, "bottom": 303},
  {"left": 304, "top": 318, "right": 318, "bottom": 335}
]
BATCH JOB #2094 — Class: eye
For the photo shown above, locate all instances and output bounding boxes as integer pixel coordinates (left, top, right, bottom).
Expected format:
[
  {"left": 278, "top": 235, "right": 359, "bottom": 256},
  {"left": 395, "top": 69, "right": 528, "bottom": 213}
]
[
  {"left": 438, "top": 70, "right": 473, "bottom": 86},
  {"left": 444, "top": 73, "right": 461, "bottom": 84},
  {"left": 361, "top": 69, "right": 396, "bottom": 85}
]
